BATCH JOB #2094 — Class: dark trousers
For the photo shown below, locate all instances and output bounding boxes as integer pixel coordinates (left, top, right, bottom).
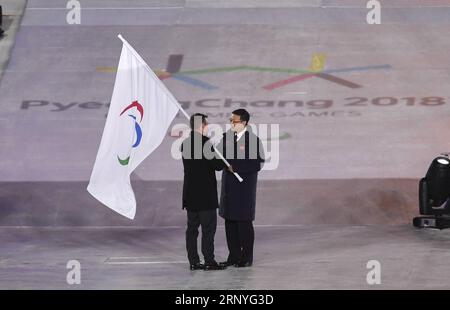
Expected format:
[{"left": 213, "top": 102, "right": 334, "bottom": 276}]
[
  {"left": 225, "top": 220, "right": 254, "bottom": 264},
  {"left": 186, "top": 209, "right": 217, "bottom": 265}
]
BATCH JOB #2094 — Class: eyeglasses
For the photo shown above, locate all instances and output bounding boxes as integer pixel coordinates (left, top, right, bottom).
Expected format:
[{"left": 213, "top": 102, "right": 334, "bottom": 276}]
[{"left": 229, "top": 118, "right": 243, "bottom": 124}]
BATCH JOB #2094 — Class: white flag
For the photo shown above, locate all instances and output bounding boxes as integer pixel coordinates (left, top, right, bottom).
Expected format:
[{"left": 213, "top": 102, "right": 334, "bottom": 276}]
[{"left": 87, "top": 35, "right": 180, "bottom": 219}]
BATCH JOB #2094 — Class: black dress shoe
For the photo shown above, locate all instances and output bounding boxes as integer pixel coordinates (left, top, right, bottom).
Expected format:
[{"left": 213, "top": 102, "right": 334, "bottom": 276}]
[
  {"left": 234, "top": 261, "right": 252, "bottom": 268},
  {"left": 219, "top": 261, "right": 238, "bottom": 268},
  {"left": 189, "top": 262, "right": 205, "bottom": 270},
  {"left": 204, "top": 261, "right": 226, "bottom": 270}
]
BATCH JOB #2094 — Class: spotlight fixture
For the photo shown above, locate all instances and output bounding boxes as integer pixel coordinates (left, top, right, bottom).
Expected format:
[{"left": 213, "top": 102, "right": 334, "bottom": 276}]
[{"left": 413, "top": 153, "right": 450, "bottom": 229}]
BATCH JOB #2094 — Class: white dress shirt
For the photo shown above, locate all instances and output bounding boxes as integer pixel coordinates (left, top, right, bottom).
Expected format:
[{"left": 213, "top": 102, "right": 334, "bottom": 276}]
[{"left": 236, "top": 127, "right": 247, "bottom": 141}]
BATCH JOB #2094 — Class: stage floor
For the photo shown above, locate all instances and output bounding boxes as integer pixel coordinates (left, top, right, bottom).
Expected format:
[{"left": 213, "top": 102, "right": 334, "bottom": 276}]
[{"left": 2, "top": 224, "right": 450, "bottom": 289}]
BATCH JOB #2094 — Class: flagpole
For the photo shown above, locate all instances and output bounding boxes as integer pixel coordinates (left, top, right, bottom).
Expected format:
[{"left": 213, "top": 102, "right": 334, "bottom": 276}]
[{"left": 117, "top": 34, "right": 244, "bottom": 183}]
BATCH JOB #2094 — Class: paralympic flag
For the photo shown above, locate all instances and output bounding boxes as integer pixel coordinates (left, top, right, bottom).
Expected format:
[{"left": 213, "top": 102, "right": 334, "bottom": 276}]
[{"left": 87, "top": 35, "right": 180, "bottom": 219}]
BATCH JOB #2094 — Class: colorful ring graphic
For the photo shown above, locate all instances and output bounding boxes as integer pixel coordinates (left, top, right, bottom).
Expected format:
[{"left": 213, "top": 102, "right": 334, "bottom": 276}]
[{"left": 117, "top": 100, "right": 144, "bottom": 166}]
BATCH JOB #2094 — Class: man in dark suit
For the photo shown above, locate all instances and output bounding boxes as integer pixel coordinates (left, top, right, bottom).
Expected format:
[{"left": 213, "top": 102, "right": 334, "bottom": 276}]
[
  {"left": 217, "top": 109, "right": 265, "bottom": 268},
  {"left": 181, "top": 113, "right": 227, "bottom": 271}
]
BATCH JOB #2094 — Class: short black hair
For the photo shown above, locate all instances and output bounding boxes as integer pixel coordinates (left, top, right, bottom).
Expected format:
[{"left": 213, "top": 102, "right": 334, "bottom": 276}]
[
  {"left": 190, "top": 113, "right": 208, "bottom": 130},
  {"left": 232, "top": 109, "right": 250, "bottom": 125}
]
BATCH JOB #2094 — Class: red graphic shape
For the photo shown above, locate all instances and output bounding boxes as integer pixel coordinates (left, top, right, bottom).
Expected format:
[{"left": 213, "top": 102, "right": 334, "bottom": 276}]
[{"left": 120, "top": 100, "right": 144, "bottom": 122}]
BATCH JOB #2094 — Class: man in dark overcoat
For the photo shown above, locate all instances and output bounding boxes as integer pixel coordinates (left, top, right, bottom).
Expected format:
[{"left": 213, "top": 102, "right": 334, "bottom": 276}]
[
  {"left": 181, "top": 113, "right": 227, "bottom": 271},
  {"left": 217, "top": 109, "right": 265, "bottom": 268}
]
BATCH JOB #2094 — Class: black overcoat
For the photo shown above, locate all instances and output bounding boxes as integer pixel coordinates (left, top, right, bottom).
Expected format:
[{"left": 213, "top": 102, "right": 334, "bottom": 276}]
[
  {"left": 218, "top": 129, "right": 264, "bottom": 221},
  {"left": 181, "top": 131, "right": 225, "bottom": 211}
]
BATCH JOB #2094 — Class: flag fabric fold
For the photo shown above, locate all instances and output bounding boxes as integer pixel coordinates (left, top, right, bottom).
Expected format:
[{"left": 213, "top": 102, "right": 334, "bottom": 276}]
[{"left": 87, "top": 35, "right": 181, "bottom": 219}]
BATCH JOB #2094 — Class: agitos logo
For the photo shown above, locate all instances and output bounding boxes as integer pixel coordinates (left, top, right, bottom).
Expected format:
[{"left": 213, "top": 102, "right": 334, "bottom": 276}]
[
  {"left": 117, "top": 100, "right": 144, "bottom": 166},
  {"left": 97, "top": 53, "right": 392, "bottom": 91}
]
